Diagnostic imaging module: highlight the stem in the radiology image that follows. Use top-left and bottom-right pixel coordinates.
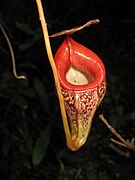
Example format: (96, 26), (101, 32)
(0, 24), (26, 79)
(35, 0), (74, 150)
(50, 19), (100, 37)
(99, 114), (135, 151)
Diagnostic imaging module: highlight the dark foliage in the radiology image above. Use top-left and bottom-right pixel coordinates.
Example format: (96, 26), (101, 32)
(0, 0), (135, 179)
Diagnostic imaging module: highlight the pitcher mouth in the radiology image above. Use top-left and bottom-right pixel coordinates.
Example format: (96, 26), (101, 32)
(54, 37), (106, 91)
(66, 66), (94, 86)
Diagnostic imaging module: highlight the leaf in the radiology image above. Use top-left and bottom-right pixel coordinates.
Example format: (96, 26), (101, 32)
(19, 42), (34, 50)
(14, 95), (28, 110)
(21, 88), (37, 98)
(16, 22), (34, 35)
(32, 124), (51, 167)
(99, 171), (109, 180)
(110, 75), (119, 83)
(87, 172), (97, 180)
(115, 105), (124, 116)
(33, 77), (50, 116)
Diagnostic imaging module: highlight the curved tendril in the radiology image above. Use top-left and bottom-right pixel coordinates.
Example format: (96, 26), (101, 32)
(0, 24), (26, 79)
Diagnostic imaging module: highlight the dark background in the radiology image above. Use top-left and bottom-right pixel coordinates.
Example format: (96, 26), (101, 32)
(0, 0), (135, 179)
